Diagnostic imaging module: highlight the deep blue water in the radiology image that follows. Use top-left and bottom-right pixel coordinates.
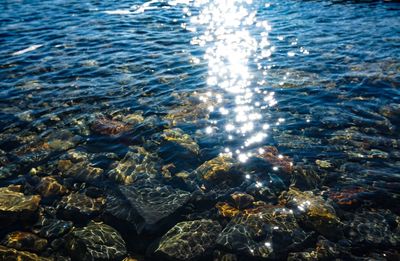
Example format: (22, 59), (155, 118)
(0, 0), (400, 260)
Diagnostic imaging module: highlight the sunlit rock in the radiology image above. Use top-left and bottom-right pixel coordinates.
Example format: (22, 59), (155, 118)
(0, 187), (41, 227)
(315, 160), (332, 169)
(57, 158), (104, 182)
(216, 205), (312, 259)
(161, 128), (200, 155)
(35, 176), (68, 197)
(256, 146), (293, 174)
(57, 193), (105, 221)
(66, 221), (127, 261)
(0, 245), (51, 261)
(119, 180), (191, 231)
(279, 187), (343, 240)
(2, 231), (47, 252)
(90, 116), (130, 136)
(108, 146), (161, 185)
(215, 202), (241, 218)
(155, 219), (222, 260)
(194, 154), (236, 181)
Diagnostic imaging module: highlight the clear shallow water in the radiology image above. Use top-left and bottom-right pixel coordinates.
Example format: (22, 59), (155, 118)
(0, 0), (400, 260)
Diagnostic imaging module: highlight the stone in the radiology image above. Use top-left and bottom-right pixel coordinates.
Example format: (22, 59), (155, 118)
(57, 193), (105, 221)
(34, 217), (73, 239)
(257, 146), (294, 174)
(346, 209), (399, 247)
(216, 205), (312, 259)
(119, 180), (191, 230)
(108, 146), (161, 185)
(36, 176), (68, 197)
(0, 245), (52, 261)
(194, 155), (236, 181)
(161, 128), (200, 155)
(315, 160), (332, 169)
(287, 236), (352, 261)
(230, 192), (254, 210)
(90, 117), (130, 136)
(155, 219), (221, 260)
(2, 231), (47, 252)
(279, 188), (343, 240)
(66, 221), (127, 261)
(0, 187), (41, 227)
(58, 159), (104, 182)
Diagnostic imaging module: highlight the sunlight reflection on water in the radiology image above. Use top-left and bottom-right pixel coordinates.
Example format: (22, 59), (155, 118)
(187, 0), (278, 162)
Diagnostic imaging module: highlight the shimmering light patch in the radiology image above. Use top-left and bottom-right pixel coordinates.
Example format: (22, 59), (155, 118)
(12, 44), (43, 56)
(185, 0), (279, 164)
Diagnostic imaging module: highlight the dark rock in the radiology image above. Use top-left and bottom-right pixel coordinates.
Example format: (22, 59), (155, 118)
(347, 209), (399, 248)
(66, 221), (127, 261)
(155, 219), (221, 260)
(33, 217), (73, 239)
(36, 176), (68, 198)
(90, 117), (130, 136)
(0, 245), (52, 261)
(2, 231), (47, 252)
(0, 186), (41, 227)
(57, 193), (105, 221)
(216, 205), (313, 259)
(119, 180), (191, 232)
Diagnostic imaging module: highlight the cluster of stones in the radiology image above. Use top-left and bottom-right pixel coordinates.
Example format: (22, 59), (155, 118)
(0, 93), (399, 261)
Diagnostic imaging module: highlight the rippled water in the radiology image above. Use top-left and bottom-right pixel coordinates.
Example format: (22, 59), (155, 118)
(1, 0), (400, 260)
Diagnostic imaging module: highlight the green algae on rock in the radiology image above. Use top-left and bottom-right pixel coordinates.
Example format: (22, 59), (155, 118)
(155, 219), (222, 260)
(66, 221), (127, 261)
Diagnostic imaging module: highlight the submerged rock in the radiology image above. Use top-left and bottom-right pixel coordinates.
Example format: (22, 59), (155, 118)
(108, 146), (161, 185)
(155, 219), (222, 260)
(36, 176), (68, 198)
(279, 188), (343, 240)
(346, 209), (399, 247)
(216, 205), (312, 259)
(119, 180), (191, 231)
(90, 117), (130, 136)
(57, 193), (105, 221)
(160, 128), (200, 155)
(257, 146), (294, 174)
(57, 159), (104, 182)
(66, 221), (127, 261)
(33, 217), (73, 239)
(194, 154), (236, 182)
(2, 231), (47, 252)
(287, 236), (352, 261)
(0, 187), (41, 227)
(0, 245), (51, 261)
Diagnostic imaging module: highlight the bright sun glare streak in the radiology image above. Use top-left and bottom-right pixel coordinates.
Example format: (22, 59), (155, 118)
(186, 0), (277, 163)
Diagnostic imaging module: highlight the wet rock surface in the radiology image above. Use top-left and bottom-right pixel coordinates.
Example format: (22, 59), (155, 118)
(155, 219), (221, 260)
(2, 231), (47, 252)
(119, 179), (191, 230)
(66, 221), (127, 261)
(57, 193), (105, 221)
(0, 187), (41, 227)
